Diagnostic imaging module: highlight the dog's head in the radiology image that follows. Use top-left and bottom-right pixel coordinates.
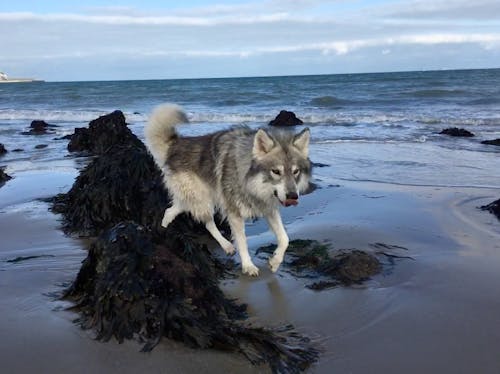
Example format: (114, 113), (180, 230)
(249, 128), (311, 207)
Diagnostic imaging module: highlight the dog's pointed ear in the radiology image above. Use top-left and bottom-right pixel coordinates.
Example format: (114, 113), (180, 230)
(293, 128), (310, 157)
(253, 129), (275, 158)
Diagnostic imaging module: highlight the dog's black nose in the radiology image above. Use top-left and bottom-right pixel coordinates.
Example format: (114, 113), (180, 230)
(286, 192), (298, 200)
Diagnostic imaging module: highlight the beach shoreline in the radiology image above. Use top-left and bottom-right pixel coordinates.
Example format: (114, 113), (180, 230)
(1, 166), (499, 373)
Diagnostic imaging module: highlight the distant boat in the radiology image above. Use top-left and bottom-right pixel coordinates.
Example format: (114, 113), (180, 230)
(0, 71), (44, 83)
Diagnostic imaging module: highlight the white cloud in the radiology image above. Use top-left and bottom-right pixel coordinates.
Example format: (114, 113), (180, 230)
(0, 11), (292, 26)
(382, 0), (500, 20)
(1, 0), (500, 80)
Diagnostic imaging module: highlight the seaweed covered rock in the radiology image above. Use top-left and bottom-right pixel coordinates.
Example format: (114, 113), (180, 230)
(22, 120), (57, 135)
(0, 143), (6, 155)
(65, 222), (319, 372)
(0, 167), (12, 186)
(67, 110), (143, 154)
(481, 139), (500, 146)
(52, 142), (167, 236)
(481, 199), (500, 221)
(257, 239), (381, 290)
(51, 140), (220, 237)
(269, 110), (303, 127)
(439, 127), (475, 137)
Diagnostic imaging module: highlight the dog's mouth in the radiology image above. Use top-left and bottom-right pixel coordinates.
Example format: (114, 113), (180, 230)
(274, 191), (298, 207)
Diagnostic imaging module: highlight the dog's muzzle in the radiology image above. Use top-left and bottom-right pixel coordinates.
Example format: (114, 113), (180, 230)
(274, 191), (299, 207)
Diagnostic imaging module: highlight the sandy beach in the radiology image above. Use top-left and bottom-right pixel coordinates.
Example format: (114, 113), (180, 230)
(2, 164), (500, 373)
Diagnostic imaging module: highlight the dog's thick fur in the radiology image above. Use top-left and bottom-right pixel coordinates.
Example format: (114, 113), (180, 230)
(145, 104), (311, 275)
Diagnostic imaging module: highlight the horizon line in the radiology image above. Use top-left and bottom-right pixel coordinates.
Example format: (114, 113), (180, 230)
(23, 66), (500, 83)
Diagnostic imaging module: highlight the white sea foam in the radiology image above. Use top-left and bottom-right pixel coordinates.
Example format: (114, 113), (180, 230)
(0, 109), (148, 123)
(1, 108), (498, 130)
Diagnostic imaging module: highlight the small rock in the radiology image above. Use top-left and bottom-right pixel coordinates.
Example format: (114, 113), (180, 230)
(0, 167), (12, 185)
(269, 110), (303, 127)
(12, 148), (24, 152)
(22, 120), (57, 135)
(481, 139), (500, 146)
(439, 127), (475, 137)
(0, 143), (6, 155)
(35, 144), (48, 149)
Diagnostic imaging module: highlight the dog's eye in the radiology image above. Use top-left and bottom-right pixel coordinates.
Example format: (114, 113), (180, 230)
(271, 169), (281, 176)
(293, 168), (300, 175)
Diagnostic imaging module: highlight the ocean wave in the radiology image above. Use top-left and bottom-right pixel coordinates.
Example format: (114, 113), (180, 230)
(310, 96), (353, 107)
(0, 109), (148, 123)
(187, 112), (411, 126)
(408, 89), (467, 98)
(417, 117), (442, 124)
(416, 115), (500, 127)
(188, 112), (270, 123)
(2, 108), (498, 131)
(468, 97), (500, 106)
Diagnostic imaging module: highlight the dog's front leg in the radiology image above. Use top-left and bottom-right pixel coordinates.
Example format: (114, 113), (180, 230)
(266, 209), (289, 273)
(227, 214), (259, 276)
(161, 204), (182, 228)
(205, 219), (235, 255)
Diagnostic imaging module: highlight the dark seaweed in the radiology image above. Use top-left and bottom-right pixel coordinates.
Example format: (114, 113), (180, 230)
(481, 199), (500, 221)
(67, 110), (143, 154)
(257, 239), (382, 290)
(65, 222), (319, 373)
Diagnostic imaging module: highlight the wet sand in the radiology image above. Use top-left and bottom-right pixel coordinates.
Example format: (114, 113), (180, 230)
(1, 171), (500, 373)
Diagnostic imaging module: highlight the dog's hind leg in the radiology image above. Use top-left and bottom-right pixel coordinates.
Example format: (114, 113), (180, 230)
(161, 204), (183, 228)
(205, 219), (235, 255)
(265, 209), (289, 273)
(227, 214), (259, 276)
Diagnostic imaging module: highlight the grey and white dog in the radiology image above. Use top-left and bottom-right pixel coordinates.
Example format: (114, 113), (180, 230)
(145, 104), (311, 276)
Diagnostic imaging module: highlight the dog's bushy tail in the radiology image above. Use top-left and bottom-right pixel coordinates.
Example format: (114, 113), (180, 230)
(145, 104), (188, 167)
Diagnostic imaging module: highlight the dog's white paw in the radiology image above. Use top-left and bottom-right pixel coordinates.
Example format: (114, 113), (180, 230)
(242, 262), (260, 276)
(222, 243), (236, 256)
(161, 217), (171, 228)
(268, 255), (283, 273)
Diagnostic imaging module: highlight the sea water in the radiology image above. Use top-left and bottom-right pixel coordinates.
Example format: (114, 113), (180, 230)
(0, 69), (499, 190)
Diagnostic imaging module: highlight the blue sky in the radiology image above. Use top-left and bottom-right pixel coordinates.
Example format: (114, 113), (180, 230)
(1, 0), (499, 81)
